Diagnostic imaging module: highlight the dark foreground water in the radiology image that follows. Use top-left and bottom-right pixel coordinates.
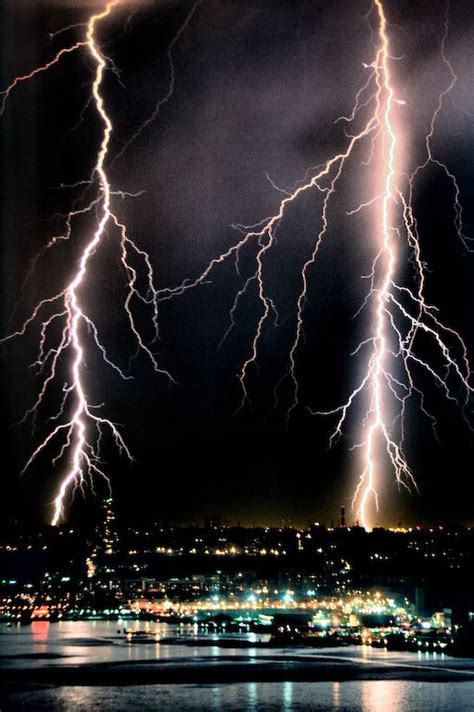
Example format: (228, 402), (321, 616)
(1, 621), (473, 711)
(3, 680), (474, 711)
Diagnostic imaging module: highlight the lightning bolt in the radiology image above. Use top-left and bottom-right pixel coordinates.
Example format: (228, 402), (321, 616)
(1, 0), (174, 525)
(2, 1), (470, 530)
(310, 0), (472, 529)
(158, 0), (471, 529)
(112, 0), (203, 165)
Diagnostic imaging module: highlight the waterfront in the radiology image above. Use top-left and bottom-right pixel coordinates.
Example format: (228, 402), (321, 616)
(1, 621), (474, 710)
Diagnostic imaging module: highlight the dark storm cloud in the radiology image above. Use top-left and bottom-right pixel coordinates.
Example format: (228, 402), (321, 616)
(2, 0), (474, 527)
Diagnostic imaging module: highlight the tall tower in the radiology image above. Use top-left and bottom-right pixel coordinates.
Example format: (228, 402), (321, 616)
(340, 505), (346, 528)
(102, 497), (119, 555)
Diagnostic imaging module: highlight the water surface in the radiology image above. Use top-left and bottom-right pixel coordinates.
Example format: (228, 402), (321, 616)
(1, 621), (473, 711)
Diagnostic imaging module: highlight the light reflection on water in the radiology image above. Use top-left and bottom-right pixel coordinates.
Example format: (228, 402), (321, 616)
(1, 621), (474, 710)
(362, 679), (403, 712)
(0, 620), (274, 668)
(247, 681), (258, 710)
(0, 620), (471, 670)
(3, 681), (474, 711)
(30, 620), (49, 657)
(283, 679), (293, 710)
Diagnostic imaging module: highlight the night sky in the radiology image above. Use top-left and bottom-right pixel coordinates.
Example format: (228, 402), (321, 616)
(1, 0), (474, 528)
